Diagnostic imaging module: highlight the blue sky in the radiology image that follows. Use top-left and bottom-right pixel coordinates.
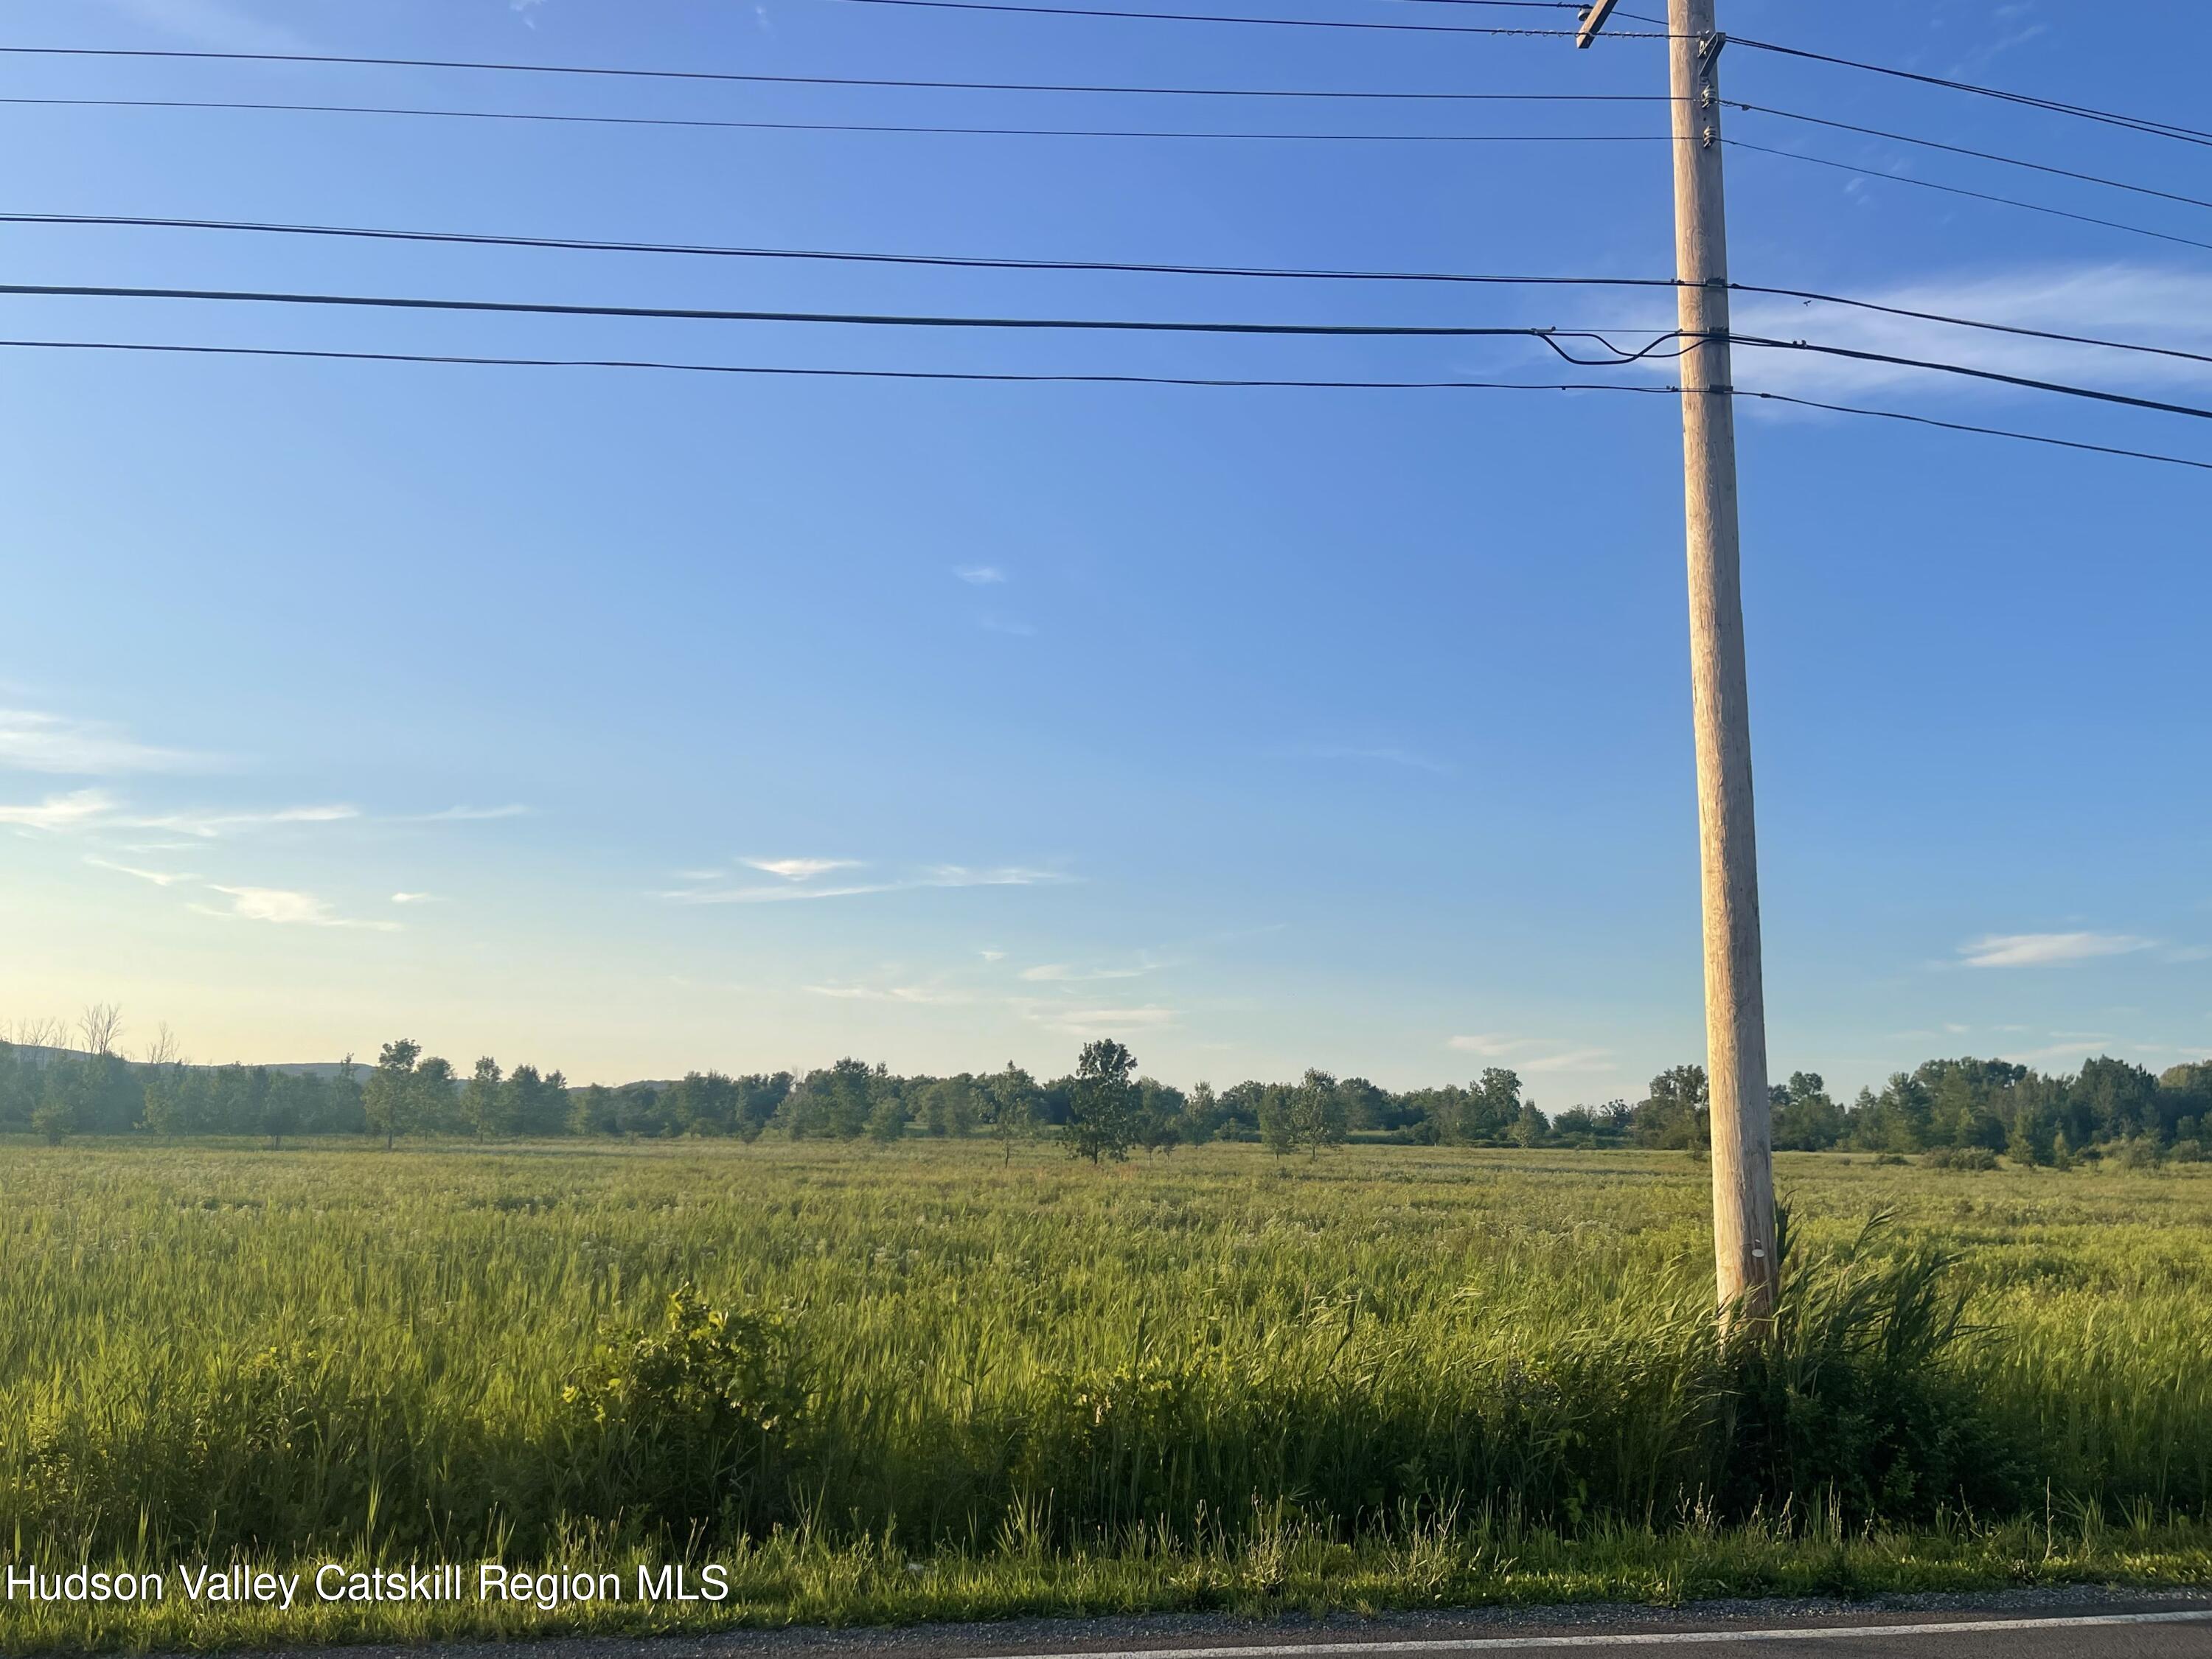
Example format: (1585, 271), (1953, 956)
(1, 0), (2205, 1096)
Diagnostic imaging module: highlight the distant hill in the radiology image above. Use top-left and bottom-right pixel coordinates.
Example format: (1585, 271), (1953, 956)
(1, 1043), (358, 1079)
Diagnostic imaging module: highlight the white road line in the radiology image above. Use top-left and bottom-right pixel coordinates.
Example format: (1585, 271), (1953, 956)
(976, 1608), (2212, 1659)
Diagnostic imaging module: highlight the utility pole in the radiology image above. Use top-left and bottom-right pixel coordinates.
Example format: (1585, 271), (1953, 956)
(1579, 0), (1776, 1326)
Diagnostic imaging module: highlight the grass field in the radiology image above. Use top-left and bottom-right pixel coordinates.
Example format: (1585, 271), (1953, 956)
(2, 1139), (2209, 1650)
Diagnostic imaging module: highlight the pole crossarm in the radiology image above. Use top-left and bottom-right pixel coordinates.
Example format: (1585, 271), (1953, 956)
(1575, 0), (1622, 48)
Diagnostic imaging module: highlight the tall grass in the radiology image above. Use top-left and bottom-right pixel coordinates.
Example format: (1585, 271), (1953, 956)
(1, 1141), (2206, 1579)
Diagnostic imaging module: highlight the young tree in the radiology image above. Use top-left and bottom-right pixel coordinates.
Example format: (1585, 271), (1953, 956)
(866, 1088), (912, 1144)
(921, 1077), (979, 1137)
(985, 1062), (1038, 1166)
(463, 1057), (506, 1141)
(1066, 1038), (1139, 1164)
(363, 1038), (421, 1150)
(413, 1054), (457, 1136)
(1510, 1100), (1550, 1147)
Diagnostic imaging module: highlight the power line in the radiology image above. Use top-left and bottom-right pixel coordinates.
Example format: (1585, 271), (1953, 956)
(5, 335), (2205, 474)
(0, 282), (1692, 364)
(15, 211), (2212, 371)
(11, 282), (2211, 415)
(1727, 139), (2212, 257)
(1734, 102), (2212, 215)
(0, 100), (1670, 145)
(1728, 333), (2212, 424)
(1735, 389), (2212, 476)
(815, 0), (1663, 34)
(0, 13), (1667, 70)
(1731, 35), (2212, 150)
(0, 74), (1679, 105)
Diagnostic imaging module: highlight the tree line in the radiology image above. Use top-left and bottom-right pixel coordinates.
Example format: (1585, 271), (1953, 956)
(3, 1012), (2208, 1166)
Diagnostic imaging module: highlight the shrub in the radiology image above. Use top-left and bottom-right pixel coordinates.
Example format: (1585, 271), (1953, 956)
(1717, 1211), (2023, 1523)
(1923, 1147), (2000, 1172)
(559, 1284), (802, 1535)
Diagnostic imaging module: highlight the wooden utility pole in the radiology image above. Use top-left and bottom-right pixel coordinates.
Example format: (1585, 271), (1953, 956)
(1580, 0), (1775, 1324)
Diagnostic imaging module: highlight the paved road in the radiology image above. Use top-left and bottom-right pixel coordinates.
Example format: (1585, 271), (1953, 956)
(252, 1591), (2212, 1659)
(928, 1607), (2212, 1659)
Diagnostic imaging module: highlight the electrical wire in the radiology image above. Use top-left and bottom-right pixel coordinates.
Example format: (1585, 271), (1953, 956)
(0, 282), (1691, 364)
(10, 225), (2211, 371)
(815, 0), (1669, 35)
(1726, 333), (2212, 423)
(1731, 35), (2212, 151)
(4, 335), (2205, 474)
(1732, 388), (2212, 475)
(1727, 139), (2212, 257)
(0, 74), (1679, 105)
(13, 211), (2212, 371)
(1733, 102), (2212, 215)
(0, 102), (1672, 145)
(9, 282), (2208, 414)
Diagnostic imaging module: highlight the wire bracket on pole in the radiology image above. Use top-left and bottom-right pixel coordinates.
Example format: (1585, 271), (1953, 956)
(1700, 31), (1728, 69)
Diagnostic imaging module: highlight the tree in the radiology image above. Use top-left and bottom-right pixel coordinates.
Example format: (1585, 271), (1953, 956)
(866, 1089), (911, 1144)
(1634, 1065), (1710, 1151)
(734, 1073), (791, 1143)
(77, 1002), (124, 1057)
(1304, 1070), (1351, 1152)
(463, 1057), (507, 1141)
(920, 1077), (979, 1138)
(667, 1071), (740, 1136)
(1510, 1100), (1551, 1147)
(1066, 1039), (1140, 1164)
(363, 1038), (421, 1150)
(985, 1062), (1038, 1165)
(1135, 1080), (1186, 1156)
(413, 1054), (456, 1135)
(1771, 1071), (1846, 1151)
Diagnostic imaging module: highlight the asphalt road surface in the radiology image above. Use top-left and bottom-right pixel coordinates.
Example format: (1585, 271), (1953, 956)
(254, 1590), (2212, 1659)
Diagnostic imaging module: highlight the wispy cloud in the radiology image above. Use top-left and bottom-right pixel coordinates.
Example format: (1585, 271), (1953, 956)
(743, 856), (863, 881)
(1017, 1001), (1180, 1038)
(0, 710), (218, 776)
(1521, 1048), (1617, 1074)
(135, 804), (361, 840)
(1958, 931), (2157, 968)
(664, 864), (1074, 905)
(396, 804), (532, 824)
(804, 982), (971, 1005)
(1020, 962), (1150, 983)
(1447, 1033), (1614, 1073)
(86, 855), (199, 887)
(195, 886), (400, 931)
(0, 788), (120, 830)
(1726, 265), (2212, 403)
(954, 565), (1006, 585)
(390, 891), (437, 905)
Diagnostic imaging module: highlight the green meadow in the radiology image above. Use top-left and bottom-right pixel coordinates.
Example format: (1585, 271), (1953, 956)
(2, 1139), (2208, 1649)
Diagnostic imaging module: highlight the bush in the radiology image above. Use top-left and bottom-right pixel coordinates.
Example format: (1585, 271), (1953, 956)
(1923, 1147), (1999, 1172)
(1717, 1211), (2022, 1522)
(2169, 1138), (2205, 1164)
(559, 1284), (802, 1535)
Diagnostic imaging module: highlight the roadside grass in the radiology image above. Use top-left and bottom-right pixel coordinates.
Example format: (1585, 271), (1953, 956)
(1, 1140), (2208, 1649)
